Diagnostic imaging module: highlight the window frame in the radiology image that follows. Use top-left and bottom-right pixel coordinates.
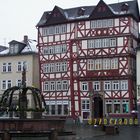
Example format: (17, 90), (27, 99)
(81, 82), (88, 91)
(93, 81), (100, 91)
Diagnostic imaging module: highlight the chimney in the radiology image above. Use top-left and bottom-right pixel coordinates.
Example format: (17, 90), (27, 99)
(23, 35), (28, 44)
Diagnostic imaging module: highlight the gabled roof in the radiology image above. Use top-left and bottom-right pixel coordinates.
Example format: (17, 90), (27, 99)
(45, 6), (67, 25)
(0, 39), (37, 56)
(37, 0), (140, 27)
(90, 0), (115, 19)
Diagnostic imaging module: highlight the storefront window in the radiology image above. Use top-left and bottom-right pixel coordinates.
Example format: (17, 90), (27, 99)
(58, 105), (62, 115)
(107, 104), (112, 113)
(122, 100), (129, 113)
(64, 104), (68, 115)
(114, 100), (120, 113)
(106, 100), (112, 114)
(51, 105), (56, 115)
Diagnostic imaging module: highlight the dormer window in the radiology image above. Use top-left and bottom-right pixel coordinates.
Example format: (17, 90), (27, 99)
(8, 40), (26, 54)
(77, 8), (85, 16)
(121, 3), (129, 12)
(9, 44), (19, 54)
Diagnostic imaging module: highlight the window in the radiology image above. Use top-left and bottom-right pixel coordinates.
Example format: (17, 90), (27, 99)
(50, 81), (55, 91)
(55, 45), (61, 54)
(61, 44), (67, 53)
(44, 81), (49, 91)
(121, 80), (128, 90)
(87, 59), (94, 70)
(108, 19), (114, 27)
(103, 59), (110, 69)
(1, 80), (6, 90)
(81, 99), (90, 119)
(114, 100), (120, 113)
(43, 62), (67, 73)
(81, 82), (88, 91)
(93, 81), (100, 91)
(91, 19), (114, 28)
(102, 39), (109, 47)
(50, 63), (55, 73)
(56, 81), (61, 91)
(61, 25), (67, 33)
(87, 40), (95, 48)
(106, 99), (129, 114)
(95, 39), (102, 48)
(64, 104), (68, 115)
(112, 81), (119, 90)
(43, 80), (69, 91)
(111, 58), (118, 69)
(110, 38), (116, 47)
(61, 62), (67, 71)
(55, 26), (60, 34)
(56, 63), (61, 72)
(49, 47), (54, 54)
(17, 62), (22, 71)
(43, 64), (49, 73)
(95, 59), (102, 70)
(106, 100), (112, 114)
(62, 81), (68, 90)
(8, 63), (11, 72)
(42, 27), (47, 36)
(87, 38), (116, 49)
(104, 81), (111, 90)
(51, 105), (56, 115)
(14, 44), (19, 53)
(58, 105), (62, 115)
(87, 58), (118, 71)
(122, 100), (129, 113)
(7, 80), (12, 88)
(16, 80), (22, 87)
(43, 44), (67, 55)
(2, 63), (11, 72)
(82, 100), (90, 110)
(102, 19), (108, 28)
(42, 24), (66, 36)
(9, 44), (19, 54)
(43, 47), (49, 54)
(48, 27), (54, 35)
(17, 61), (27, 72)
(10, 45), (14, 54)
(2, 63), (6, 72)
(1, 80), (12, 90)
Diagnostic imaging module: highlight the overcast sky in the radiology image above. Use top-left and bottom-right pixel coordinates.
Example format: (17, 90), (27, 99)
(0, 0), (139, 46)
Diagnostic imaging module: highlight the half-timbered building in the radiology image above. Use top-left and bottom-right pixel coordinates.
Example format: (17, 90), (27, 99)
(37, 0), (140, 120)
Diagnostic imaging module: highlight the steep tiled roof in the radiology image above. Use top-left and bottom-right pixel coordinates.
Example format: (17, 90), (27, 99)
(37, 0), (139, 27)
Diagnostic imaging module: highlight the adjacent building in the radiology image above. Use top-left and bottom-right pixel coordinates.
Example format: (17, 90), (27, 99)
(37, 0), (140, 120)
(136, 35), (140, 122)
(0, 36), (39, 108)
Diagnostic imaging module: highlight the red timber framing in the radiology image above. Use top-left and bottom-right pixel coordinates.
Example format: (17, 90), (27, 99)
(37, 0), (139, 119)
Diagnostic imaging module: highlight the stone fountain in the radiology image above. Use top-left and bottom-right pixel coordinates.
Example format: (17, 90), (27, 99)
(0, 66), (66, 140)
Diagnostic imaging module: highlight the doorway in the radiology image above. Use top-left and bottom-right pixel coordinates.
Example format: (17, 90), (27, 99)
(93, 96), (103, 118)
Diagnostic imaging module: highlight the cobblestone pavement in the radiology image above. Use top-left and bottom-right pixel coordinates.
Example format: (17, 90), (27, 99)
(58, 124), (140, 140)
(11, 124), (140, 140)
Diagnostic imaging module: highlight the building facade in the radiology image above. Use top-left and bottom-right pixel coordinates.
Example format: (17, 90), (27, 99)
(37, 0), (140, 120)
(136, 36), (140, 123)
(0, 36), (40, 109)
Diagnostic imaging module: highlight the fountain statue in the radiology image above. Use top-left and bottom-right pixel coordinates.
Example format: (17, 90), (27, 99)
(0, 64), (66, 140)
